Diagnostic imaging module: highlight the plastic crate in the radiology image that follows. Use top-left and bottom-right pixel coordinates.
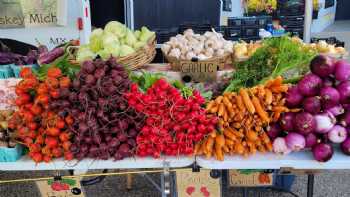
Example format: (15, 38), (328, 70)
(0, 65), (14, 79)
(242, 27), (259, 37)
(227, 18), (242, 27)
(243, 18), (258, 26)
(225, 27), (242, 41)
(0, 144), (23, 162)
(10, 64), (39, 78)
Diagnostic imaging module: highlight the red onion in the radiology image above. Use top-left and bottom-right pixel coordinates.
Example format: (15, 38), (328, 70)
(328, 125), (347, 143)
(336, 81), (350, 104)
(340, 111), (350, 127)
(297, 73), (322, 96)
(312, 143), (333, 162)
(320, 87), (340, 109)
(286, 86), (304, 107)
(267, 123), (282, 140)
(302, 96), (321, 114)
(280, 112), (295, 132)
(325, 105), (344, 117)
(294, 112), (316, 135)
(305, 133), (319, 148)
(341, 137), (350, 155)
(335, 60), (350, 82)
(323, 77), (335, 87)
(273, 137), (291, 155)
(314, 112), (335, 134)
(310, 55), (335, 77)
(286, 132), (306, 151)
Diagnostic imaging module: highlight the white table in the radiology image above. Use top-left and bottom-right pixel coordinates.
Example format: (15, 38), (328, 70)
(196, 148), (350, 170)
(0, 156), (194, 171)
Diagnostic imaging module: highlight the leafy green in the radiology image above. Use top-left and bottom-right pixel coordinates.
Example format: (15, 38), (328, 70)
(225, 36), (317, 92)
(130, 70), (164, 92)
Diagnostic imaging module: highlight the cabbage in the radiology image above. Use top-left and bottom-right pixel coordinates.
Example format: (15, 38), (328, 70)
(125, 29), (138, 46)
(134, 30), (141, 39)
(102, 32), (120, 49)
(133, 41), (146, 50)
(139, 26), (155, 42)
(77, 46), (96, 62)
(104, 21), (127, 38)
(105, 45), (120, 57)
(120, 45), (135, 57)
(89, 28), (104, 52)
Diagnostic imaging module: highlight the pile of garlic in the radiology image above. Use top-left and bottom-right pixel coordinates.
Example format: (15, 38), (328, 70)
(162, 29), (233, 60)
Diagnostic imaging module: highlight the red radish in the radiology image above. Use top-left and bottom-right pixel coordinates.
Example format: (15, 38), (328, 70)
(320, 87), (340, 109)
(337, 81), (350, 104)
(312, 143), (333, 162)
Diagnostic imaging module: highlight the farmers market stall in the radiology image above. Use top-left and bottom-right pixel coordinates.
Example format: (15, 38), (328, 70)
(1, 4), (350, 196)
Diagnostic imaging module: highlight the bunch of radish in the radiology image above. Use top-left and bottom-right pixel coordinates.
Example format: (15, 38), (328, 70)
(9, 67), (74, 162)
(125, 79), (217, 158)
(271, 55), (350, 162)
(58, 58), (144, 160)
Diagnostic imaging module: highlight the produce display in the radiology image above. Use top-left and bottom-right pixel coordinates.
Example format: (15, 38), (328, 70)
(2, 25), (350, 167)
(270, 55), (350, 162)
(77, 21), (155, 62)
(161, 29), (233, 60)
(196, 77), (291, 160)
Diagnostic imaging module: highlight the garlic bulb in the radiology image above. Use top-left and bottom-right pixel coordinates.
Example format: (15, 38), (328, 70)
(169, 48), (181, 59)
(198, 54), (208, 60)
(161, 44), (172, 54)
(184, 29), (194, 37)
(186, 51), (196, 60)
(216, 49), (225, 56)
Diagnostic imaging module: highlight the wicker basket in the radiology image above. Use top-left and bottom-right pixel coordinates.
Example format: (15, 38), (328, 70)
(68, 35), (156, 70)
(163, 52), (233, 71)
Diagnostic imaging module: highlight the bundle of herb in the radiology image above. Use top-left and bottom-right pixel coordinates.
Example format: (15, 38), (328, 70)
(225, 36), (317, 92)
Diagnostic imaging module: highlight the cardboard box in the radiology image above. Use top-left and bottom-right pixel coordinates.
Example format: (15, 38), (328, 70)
(228, 170), (273, 187)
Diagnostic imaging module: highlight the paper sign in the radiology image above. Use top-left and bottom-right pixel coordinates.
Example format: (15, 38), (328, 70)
(0, 0), (59, 28)
(179, 60), (219, 82)
(36, 177), (85, 197)
(229, 170), (273, 187)
(176, 169), (221, 197)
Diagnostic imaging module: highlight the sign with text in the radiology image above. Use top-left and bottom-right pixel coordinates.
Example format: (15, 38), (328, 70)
(0, 0), (59, 28)
(36, 177), (85, 197)
(229, 170), (273, 187)
(179, 60), (219, 82)
(176, 169), (221, 197)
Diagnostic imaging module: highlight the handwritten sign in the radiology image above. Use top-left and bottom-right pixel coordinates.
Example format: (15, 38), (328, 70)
(179, 60), (219, 82)
(176, 169), (221, 197)
(0, 0), (59, 28)
(36, 177), (85, 197)
(229, 170), (273, 187)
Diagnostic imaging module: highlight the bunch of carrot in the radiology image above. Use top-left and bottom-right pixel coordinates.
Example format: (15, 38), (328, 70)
(196, 76), (292, 160)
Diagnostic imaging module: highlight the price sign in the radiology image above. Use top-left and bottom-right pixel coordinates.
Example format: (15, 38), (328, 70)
(229, 170), (273, 187)
(179, 59), (220, 82)
(176, 169), (221, 197)
(36, 177), (85, 197)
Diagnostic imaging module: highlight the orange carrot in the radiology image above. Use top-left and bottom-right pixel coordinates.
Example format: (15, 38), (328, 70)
(236, 95), (245, 111)
(251, 96), (270, 123)
(239, 89), (255, 114)
(265, 88), (273, 105)
(246, 130), (258, 141)
(215, 134), (225, 147)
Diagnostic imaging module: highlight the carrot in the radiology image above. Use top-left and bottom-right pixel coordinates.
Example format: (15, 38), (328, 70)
(215, 134), (225, 147)
(209, 105), (219, 114)
(290, 108), (302, 112)
(206, 137), (215, 153)
(206, 101), (215, 111)
(258, 145), (267, 153)
(266, 76), (283, 88)
(234, 143), (245, 155)
(265, 142), (273, 152)
(260, 132), (271, 144)
(194, 143), (201, 155)
(272, 106), (289, 112)
(215, 96), (223, 104)
(225, 138), (234, 146)
(223, 97), (233, 109)
(223, 145), (230, 153)
(210, 131), (217, 138)
(246, 130), (258, 141)
(252, 96), (270, 123)
(236, 95), (245, 111)
(223, 129), (237, 141)
(264, 89), (273, 105)
(270, 84), (288, 93)
(202, 138), (208, 154)
(239, 89), (255, 114)
(215, 145), (224, 161)
(218, 103), (225, 117)
(227, 107), (235, 118)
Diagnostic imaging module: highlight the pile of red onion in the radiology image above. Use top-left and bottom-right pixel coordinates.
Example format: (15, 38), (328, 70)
(270, 55), (350, 162)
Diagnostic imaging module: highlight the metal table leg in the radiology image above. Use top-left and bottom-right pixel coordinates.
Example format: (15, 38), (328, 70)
(307, 174), (314, 197)
(243, 187), (248, 197)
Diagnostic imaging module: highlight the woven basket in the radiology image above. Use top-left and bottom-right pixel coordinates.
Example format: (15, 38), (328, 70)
(68, 35), (156, 70)
(163, 52), (233, 71)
